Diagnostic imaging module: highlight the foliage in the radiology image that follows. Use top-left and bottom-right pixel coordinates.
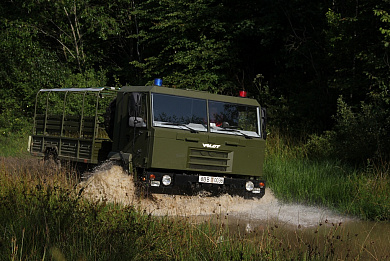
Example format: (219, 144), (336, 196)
(0, 157), (388, 260)
(264, 133), (390, 220)
(0, 19), (64, 119)
(130, 0), (236, 93)
(349, 162), (390, 220)
(304, 130), (336, 160)
(332, 97), (390, 162)
(1, 0), (390, 165)
(306, 96), (390, 163)
(0, 132), (30, 158)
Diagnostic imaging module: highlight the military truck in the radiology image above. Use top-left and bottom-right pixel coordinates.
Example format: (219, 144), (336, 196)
(28, 82), (267, 198)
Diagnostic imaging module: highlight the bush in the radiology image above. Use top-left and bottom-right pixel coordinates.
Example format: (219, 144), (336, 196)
(0, 114), (31, 157)
(306, 96), (390, 164)
(305, 130), (336, 159)
(0, 112), (30, 136)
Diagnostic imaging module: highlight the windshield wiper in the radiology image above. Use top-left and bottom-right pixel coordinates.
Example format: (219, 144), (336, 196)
(161, 122), (199, 133)
(218, 127), (253, 139)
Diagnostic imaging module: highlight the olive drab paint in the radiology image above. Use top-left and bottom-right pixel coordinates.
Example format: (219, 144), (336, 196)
(29, 85), (267, 198)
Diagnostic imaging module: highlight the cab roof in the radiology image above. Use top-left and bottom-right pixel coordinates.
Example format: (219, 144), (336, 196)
(119, 85), (260, 106)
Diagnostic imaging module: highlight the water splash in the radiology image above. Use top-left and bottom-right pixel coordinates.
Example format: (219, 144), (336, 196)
(78, 163), (350, 227)
(78, 162), (137, 205)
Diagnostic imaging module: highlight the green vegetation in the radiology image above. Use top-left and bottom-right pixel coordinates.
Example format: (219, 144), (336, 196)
(2, 126), (389, 222)
(1, 0), (390, 165)
(264, 131), (390, 221)
(0, 134), (29, 158)
(1, 1), (390, 258)
(1, 156), (387, 260)
(0, 119), (30, 158)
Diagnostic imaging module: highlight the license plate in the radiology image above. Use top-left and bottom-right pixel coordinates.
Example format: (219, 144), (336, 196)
(199, 175), (224, 184)
(252, 188), (261, 193)
(150, 181), (160, 187)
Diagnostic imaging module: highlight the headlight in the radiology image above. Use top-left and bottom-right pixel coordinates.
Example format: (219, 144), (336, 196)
(162, 175), (172, 186)
(245, 181), (254, 191)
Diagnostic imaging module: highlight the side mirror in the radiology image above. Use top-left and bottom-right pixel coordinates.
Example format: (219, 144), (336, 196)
(222, 122), (230, 128)
(129, 117), (146, 128)
(261, 107), (267, 140)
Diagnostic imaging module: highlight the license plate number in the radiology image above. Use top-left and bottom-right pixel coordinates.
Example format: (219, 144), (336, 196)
(199, 175), (224, 184)
(252, 188), (261, 193)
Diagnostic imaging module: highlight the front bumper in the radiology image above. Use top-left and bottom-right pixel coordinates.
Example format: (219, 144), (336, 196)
(139, 171), (265, 199)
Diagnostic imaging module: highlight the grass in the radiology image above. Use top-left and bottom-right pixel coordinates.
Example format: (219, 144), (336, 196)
(1, 157), (388, 260)
(0, 131), (389, 260)
(0, 134), (30, 158)
(263, 131), (390, 220)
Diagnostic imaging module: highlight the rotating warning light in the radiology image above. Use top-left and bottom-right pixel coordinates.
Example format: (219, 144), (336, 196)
(154, 78), (163, 86)
(239, 90), (247, 97)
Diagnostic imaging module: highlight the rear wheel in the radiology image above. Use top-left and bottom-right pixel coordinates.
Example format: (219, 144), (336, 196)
(44, 149), (61, 173)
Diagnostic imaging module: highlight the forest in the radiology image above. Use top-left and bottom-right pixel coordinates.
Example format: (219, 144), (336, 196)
(1, 0), (390, 164)
(1, 3), (390, 259)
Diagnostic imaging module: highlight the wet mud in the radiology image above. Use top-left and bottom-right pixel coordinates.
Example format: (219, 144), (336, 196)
(78, 162), (350, 227)
(78, 163), (390, 259)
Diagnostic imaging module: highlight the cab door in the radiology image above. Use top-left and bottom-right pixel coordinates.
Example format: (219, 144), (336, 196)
(112, 92), (150, 168)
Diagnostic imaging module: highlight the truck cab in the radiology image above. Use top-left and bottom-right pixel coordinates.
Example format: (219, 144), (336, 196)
(109, 86), (267, 198)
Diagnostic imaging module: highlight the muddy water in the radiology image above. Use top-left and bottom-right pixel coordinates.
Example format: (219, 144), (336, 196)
(207, 215), (390, 260)
(79, 163), (390, 259)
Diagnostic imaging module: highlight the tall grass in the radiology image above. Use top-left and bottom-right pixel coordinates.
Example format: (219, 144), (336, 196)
(0, 134), (30, 157)
(264, 131), (390, 220)
(0, 116), (31, 157)
(1, 157), (385, 260)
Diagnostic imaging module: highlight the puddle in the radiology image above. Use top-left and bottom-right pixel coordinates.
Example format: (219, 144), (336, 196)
(78, 162), (390, 259)
(78, 162), (350, 227)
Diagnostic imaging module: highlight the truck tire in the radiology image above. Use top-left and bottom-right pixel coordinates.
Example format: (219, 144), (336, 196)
(44, 149), (61, 172)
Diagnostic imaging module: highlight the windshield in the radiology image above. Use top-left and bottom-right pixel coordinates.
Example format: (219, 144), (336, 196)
(151, 93), (260, 137)
(152, 93), (207, 132)
(209, 100), (260, 138)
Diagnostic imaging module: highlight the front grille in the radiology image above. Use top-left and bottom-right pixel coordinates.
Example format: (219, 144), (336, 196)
(188, 148), (232, 172)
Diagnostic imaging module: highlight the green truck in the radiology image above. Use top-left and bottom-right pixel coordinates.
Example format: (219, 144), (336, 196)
(28, 83), (267, 198)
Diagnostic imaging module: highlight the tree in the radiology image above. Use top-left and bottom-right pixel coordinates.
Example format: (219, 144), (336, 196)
(130, 0), (237, 93)
(0, 0), (109, 134)
(306, 0), (390, 162)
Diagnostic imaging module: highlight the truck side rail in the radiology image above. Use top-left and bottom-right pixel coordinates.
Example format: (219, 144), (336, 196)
(30, 87), (118, 163)
(33, 114), (108, 139)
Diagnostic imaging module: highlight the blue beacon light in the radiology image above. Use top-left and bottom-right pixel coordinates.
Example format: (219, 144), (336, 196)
(154, 78), (162, 86)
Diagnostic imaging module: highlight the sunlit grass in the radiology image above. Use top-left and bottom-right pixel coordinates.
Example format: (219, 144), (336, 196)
(263, 131), (390, 220)
(1, 157), (386, 260)
(0, 134), (30, 157)
(0, 130), (389, 260)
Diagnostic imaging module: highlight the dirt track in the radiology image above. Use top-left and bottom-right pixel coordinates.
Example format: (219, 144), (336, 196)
(79, 162), (351, 228)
